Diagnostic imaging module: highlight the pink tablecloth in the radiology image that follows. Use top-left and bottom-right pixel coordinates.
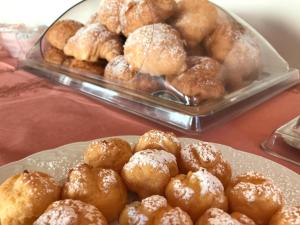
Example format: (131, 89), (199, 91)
(0, 50), (300, 174)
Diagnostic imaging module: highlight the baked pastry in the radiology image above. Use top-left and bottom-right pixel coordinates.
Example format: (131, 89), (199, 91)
(63, 58), (105, 75)
(205, 22), (261, 90)
(269, 206), (300, 225)
(104, 55), (136, 82)
(171, 0), (217, 47)
(122, 149), (179, 198)
(64, 23), (123, 62)
(124, 23), (187, 77)
(231, 212), (257, 225)
(226, 171), (284, 225)
(195, 208), (256, 225)
(62, 164), (127, 222)
(46, 19), (83, 50)
(165, 168), (227, 221)
(153, 206), (193, 225)
(33, 199), (108, 225)
(84, 138), (133, 172)
(178, 141), (232, 187)
(120, 0), (177, 36)
(0, 170), (61, 225)
(104, 56), (162, 92)
(97, 0), (123, 34)
(43, 45), (66, 65)
(119, 195), (169, 225)
(135, 130), (181, 157)
(171, 56), (225, 103)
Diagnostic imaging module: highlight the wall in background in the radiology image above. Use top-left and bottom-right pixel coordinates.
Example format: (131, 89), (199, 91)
(0, 0), (299, 69)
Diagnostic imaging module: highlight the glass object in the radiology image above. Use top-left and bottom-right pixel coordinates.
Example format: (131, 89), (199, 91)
(19, 0), (300, 133)
(261, 116), (300, 166)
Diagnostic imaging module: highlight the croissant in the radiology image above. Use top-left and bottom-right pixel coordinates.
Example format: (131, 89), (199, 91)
(64, 23), (123, 62)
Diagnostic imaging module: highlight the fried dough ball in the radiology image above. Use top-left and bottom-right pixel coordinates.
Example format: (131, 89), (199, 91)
(119, 195), (169, 225)
(124, 23), (187, 77)
(63, 58), (105, 75)
(269, 206), (300, 225)
(195, 208), (256, 225)
(231, 212), (257, 225)
(46, 20), (83, 50)
(62, 164), (127, 222)
(171, 56), (225, 103)
(84, 138), (133, 172)
(120, 0), (177, 36)
(178, 141), (232, 187)
(135, 130), (181, 157)
(43, 45), (66, 65)
(0, 171), (61, 225)
(153, 206), (193, 225)
(205, 22), (261, 90)
(122, 149), (178, 198)
(171, 0), (217, 47)
(97, 0), (123, 34)
(226, 171), (285, 225)
(165, 168), (228, 221)
(33, 199), (108, 225)
(64, 23), (123, 62)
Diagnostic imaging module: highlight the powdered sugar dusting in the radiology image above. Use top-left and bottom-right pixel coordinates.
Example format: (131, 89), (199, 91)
(141, 195), (168, 212)
(281, 206), (300, 224)
(98, 169), (118, 194)
(207, 208), (240, 225)
(191, 168), (224, 196)
(172, 179), (195, 202)
(159, 207), (192, 225)
(123, 149), (176, 174)
(127, 205), (149, 225)
(34, 199), (106, 225)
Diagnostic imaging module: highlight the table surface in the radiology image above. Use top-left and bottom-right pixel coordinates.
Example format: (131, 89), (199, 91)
(0, 51), (300, 175)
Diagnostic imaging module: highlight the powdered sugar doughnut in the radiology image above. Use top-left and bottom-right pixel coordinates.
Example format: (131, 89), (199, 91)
(0, 171), (61, 225)
(196, 208), (242, 225)
(165, 168), (228, 221)
(135, 130), (181, 157)
(33, 199), (108, 225)
(122, 149), (178, 198)
(119, 195), (169, 225)
(124, 23), (187, 77)
(226, 171), (285, 225)
(153, 206), (193, 225)
(62, 164), (127, 222)
(178, 141), (232, 187)
(231, 212), (257, 225)
(269, 206), (300, 225)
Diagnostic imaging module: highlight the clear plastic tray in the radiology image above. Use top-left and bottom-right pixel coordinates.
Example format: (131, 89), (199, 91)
(19, 0), (300, 133)
(261, 116), (300, 166)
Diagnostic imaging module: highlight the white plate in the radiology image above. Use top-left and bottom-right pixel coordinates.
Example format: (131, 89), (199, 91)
(0, 136), (299, 213)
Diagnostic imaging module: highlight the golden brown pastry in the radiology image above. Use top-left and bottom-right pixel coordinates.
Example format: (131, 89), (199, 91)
(62, 164), (127, 222)
(122, 149), (178, 198)
(97, 0), (123, 34)
(43, 45), (66, 65)
(119, 195), (169, 225)
(165, 168), (228, 221)
(46, 19), (83, 50)
(178, 141), (232, 187)
(269, 206), (300, 225)
(120, 0), (177, 36)
(33, 199), (108, 225)
(171, 0), (217, 47)
(128, 73), (163, 92)
(226, 171), (284, 225)
(171, 56), (225, 103)
(135, 130), (181, 157)
(204, 22), (261, 90)
(231, 212), (257, 225)
(153, 206), (193, 225)
(104, 55), (136, 82)
(63, 58), (105, 75)
(0, 171), (61, 225)
(124, 23), (187, 77)
(64, 23), (123, 62)
(195, 208), (243, 225)
(84, 138), (133, 172)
